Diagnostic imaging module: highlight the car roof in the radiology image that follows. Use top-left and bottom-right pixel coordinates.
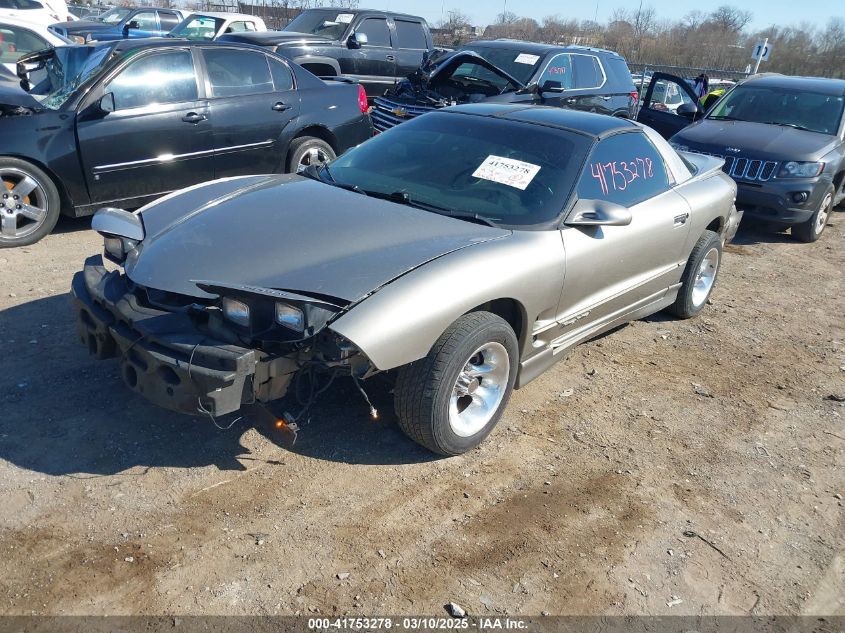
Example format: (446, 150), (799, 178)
(102, 38), (272, 54)
(442, 103), (638, 139)
(0, 14), (53, 29)
(218, 30), (288, 44)
(742, 74), (845, 96)
(468, 39), (624, 58)
(302, 7), (424, 19)
(183, 11), (261, 20)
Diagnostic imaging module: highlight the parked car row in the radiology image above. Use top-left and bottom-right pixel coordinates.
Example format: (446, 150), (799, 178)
(1, 16), (842, 455)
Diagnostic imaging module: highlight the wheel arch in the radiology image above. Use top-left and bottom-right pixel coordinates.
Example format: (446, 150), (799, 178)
(288, 125), (339, 153)
(465, 298), (527, 350)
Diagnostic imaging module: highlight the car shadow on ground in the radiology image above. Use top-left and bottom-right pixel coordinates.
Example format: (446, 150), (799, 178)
(0, 295), (437, 479)
(53, 215), (92, 236)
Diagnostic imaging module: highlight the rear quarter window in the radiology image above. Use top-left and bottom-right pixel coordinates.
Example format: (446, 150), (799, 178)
(571, 54), (603, 89)
(577, 132), (670, 207)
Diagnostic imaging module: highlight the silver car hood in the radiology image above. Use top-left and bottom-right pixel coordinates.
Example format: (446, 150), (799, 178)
(126, 175), (510, 302)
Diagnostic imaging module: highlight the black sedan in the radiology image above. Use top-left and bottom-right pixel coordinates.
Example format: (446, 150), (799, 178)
(0, 39), (372, 247)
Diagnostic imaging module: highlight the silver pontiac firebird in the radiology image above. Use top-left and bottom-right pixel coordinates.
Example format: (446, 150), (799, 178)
(73, 105), (741, 455)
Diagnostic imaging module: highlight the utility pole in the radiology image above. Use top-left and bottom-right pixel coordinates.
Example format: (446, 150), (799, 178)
(753, 36), (768, 74)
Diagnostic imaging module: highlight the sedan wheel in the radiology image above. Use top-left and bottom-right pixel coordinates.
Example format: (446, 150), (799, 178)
(668, 229), (722, 319)
(286, 137), (336, 175)
(0, 159), (61, 248)
(449, 342), (511, 438)
(395, 312), (518, 456)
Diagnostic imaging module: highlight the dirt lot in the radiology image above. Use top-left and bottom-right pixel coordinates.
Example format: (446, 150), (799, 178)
(0, 214), (843, 617)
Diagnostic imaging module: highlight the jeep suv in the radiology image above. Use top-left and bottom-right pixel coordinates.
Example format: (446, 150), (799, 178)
(637, 73), (845, 242)
(371, 40), (638, 132)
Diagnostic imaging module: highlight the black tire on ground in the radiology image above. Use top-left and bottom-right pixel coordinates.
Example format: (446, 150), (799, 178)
(0, 157), (61, 248)
(667, 229), (722, 319)
(285, 137), (336, 174)
(394, 311), (519, 456)
(792, 184), (834, 243)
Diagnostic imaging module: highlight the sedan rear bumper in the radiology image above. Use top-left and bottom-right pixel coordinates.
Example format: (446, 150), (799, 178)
(71, 255), (266, 417)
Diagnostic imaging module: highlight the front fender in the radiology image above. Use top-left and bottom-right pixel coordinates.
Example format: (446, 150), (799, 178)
(328, 231), (566, 371)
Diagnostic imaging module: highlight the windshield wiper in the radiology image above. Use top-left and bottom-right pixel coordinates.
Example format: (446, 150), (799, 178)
(301, 164), (367, 195)
(761, 121), (814, 132)
(362, 190), (500, 227)
(707, 115), (740, 121)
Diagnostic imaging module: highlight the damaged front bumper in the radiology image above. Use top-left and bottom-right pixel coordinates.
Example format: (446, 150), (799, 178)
(71, 255), (296, 417)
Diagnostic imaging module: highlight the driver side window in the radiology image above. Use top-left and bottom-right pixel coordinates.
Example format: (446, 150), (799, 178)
(106, 51), (198, 110)
(538, 53), (572, 90)
(577, 133), (670, 207)
(130, 11), (158, 31)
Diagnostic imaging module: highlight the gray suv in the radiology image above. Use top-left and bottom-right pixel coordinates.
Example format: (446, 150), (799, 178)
(639, 73), (845, 242)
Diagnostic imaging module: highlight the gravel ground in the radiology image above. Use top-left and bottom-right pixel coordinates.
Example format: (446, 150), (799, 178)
(0, 214), (843, 616)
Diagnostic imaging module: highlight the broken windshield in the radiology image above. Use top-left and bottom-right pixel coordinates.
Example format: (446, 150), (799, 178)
(34, 44), (114, 110)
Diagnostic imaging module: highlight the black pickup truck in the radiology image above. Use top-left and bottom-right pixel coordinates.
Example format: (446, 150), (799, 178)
(219, 8), (434, 98)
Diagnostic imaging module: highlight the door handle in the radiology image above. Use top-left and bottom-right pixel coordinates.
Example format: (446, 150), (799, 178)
(564, 98), (577, 105)
(601, 95), (612, 101)
(181, 112), (206, 123)
(674, 212), (690, 226)
(272, 102), (291, 112)
(386, 55), (395, 61)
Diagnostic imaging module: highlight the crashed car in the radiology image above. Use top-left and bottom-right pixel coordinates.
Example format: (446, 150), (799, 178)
(73, 105), (739, 456)
(371, 40), (637, 132)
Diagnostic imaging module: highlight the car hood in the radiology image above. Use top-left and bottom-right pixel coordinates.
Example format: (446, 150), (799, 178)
(0, 71), (43, 112)
(61, 19), (115, 33)
(273, 31), (336, 46)
(126, 175), (510, 302)
(384, 50), (524, 106)
(672, 119), (839, 161)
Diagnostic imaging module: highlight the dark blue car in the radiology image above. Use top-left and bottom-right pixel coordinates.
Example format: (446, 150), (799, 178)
(49, 6), (185, 43)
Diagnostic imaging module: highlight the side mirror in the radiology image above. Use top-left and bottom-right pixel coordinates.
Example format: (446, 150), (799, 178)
(347, 31), (367, 48)
(566, 199), (632, 227)
(677, 101), (699, 118)
(122, 19), (140, 35)
(539, 79), (564, 93)
(97, 92), (115, 114)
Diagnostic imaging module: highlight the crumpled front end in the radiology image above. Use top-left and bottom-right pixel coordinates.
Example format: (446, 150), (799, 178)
(71, 255), (298, 417)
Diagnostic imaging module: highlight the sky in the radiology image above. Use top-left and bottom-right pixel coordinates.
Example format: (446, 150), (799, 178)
(375, 0), (841, 30)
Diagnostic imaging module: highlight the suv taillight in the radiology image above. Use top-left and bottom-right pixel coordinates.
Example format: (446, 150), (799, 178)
(630, 90), (639, 103)
(357, 84), (368, 114)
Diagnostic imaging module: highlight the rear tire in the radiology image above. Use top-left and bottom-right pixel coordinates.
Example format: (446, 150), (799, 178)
(286, 137), (335, 174)
(792, 185), (833, 243)
(667, 230), (722, 319)
(394, 312), (518, 456)
(0, 157), (61, 248)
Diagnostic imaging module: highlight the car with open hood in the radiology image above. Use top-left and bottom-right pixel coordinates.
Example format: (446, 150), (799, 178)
(637, 72), (845, 242)
(371, 40), (638, 132)
(219, 8), (433, 99)
(167, 12), (266, 41)
(72, 105), (740, 456)
(48, 6), (186, 42)
(0, 38), (372, 247)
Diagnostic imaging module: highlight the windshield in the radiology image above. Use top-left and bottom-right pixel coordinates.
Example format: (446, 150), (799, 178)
(283, 10), (352, 39)
(708, 85), (844, 135)
(324, 112), (589, 227)
(94, 7), (131, 23)
(457, 46), (543, 86)
(169, 15), (225, 39)
(35, 44), (113, 109)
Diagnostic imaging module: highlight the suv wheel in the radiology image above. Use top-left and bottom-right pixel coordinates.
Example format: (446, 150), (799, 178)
(0, 158), (61, 248)
(394, 312), (518, 456)
(793, 185), (833, 243)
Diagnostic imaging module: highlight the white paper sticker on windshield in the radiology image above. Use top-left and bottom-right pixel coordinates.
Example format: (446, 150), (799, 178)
(336, 13), (354, 23)
(514, 53), (540, 65)
(472, 155), (541, 190)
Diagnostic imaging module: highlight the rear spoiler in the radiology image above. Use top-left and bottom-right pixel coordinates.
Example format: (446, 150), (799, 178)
(320, 75), (357, 84)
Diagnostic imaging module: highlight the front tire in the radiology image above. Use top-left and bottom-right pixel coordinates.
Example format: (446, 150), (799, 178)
(667, 230), (722, 319)
(792, 185), (833, 243)
(286, 137), (336, 174)
(0, 157), (61, 248)
(394, 312), (518, 456)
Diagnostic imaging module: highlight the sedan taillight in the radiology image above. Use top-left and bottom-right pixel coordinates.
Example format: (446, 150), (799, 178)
(358, 84), (368, 114)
